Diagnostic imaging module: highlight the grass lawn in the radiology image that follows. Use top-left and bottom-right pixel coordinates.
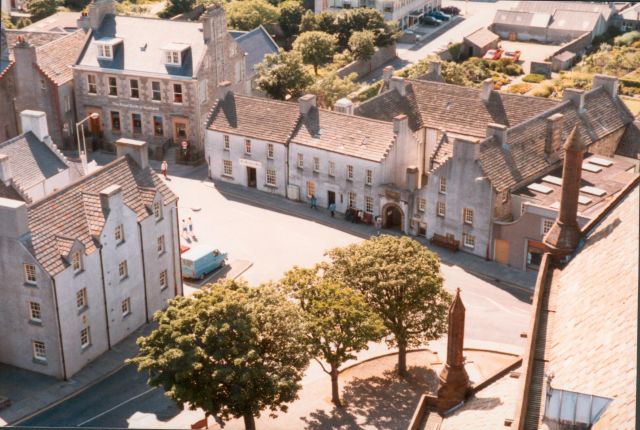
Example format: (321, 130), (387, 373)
(622, 96), (640, 117)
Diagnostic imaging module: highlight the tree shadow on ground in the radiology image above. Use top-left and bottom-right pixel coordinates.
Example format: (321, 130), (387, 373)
(301, 365), (437, 430)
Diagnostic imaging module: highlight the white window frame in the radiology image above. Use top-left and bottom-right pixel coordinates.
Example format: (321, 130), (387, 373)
(80, 327), (91, 349)
(223, 159), (233, 177)
(418, 198), (426, 212)
(173, 83), (183, 104)
(157, 235), (165, 255)
(365, 196), (373, 213)
(76, 288), (87, 309)
(32, 340), (46, 361)
(71, 251), (82, 273)
(29, 301), (42, 322)
(165, 50), (181, 66)
(87, 74), (97, 94)
(297, 153), (304, 169)
(542, 218), (555, 235)
(24, 263), (36, 284)
(462, 233), (475, 249)
(153, 201), (162, 220)
(349, 191), (357, 208)
(266, 169), (276, 186)
(267, 143), (274, 159)
(151, 81), (161, 101)
(160, 269), (168, 290)
(439, 177), (447, 194)
(121, 298), (131, 317)
(244, 139), (252, 155)
(347, 165), (354, 181)
(107, 76), (118, 97)
(328, 161), (335, 177)
(223, 135), (230, 150)
(365, 169), (373, 185)
(129, 79), (139, 99)
(437, 201), (446, 217)
(463, 208), (474, 225)
(97, 43), (113, 59)
(313, 157), (320, 172)
(118, 260), (128, 280)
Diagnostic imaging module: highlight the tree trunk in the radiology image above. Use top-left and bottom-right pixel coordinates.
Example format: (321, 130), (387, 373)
(398, 343), (408, 377)
(330, 366), (342, 406)
(314, 64), (318, 75)
(243, 413), (256, 430)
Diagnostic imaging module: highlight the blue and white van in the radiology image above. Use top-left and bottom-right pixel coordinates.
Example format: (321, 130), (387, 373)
(181, 245), (227, 280)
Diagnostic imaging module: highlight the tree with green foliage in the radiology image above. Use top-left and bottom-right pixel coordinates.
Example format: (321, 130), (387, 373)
(278, 0), (305, 40)
(128, 280), (309, 430)
(16, 17), (33, 28)
(293, 30), (337, 75)
(325, 235), (451, 377)
(225, 0), (280, 31)
(2, 13), (15, 29)
(335, 8), (395, 49)
(309, 71), (359, 108)
(349, 30), (376, 62)
(300, 10), (337, 33)
(26, 0), (59, 21)
(159, 0), (195, 17)
(280, 267), (385, 405)
(255, 49), (314, 99)
(62, 0), (89, 11)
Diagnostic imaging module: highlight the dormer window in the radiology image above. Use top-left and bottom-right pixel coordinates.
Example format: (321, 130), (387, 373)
(162, 43), (190, 67)
(96, 37), (122, 60)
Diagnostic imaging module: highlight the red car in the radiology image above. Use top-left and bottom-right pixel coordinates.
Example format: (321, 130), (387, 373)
(503, 50), (521, 62)
(483, 49), (504, 60)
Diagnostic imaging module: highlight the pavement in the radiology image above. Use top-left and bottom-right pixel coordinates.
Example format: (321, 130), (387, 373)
(3, 150), (535, 427)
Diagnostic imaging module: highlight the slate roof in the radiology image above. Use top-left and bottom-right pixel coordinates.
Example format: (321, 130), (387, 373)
(493, 10), (545, 28)
(35, 30), (87, 85)
(617, 120), (640, 159)
(77, 15), (208, 78)
(548, 9), (601, 33)
(291, 108), (395, 162)
(21, 11), (81, 32)
(207, 93), (301, 143)
(5, 29), (67, 60)
(0, 181), (24, 201)
(0, 132), (68, 191)
(357, 79), (559, 138)
(520, 177), (639, 430)
(463, 27), (499, 48)
(27, 156), (177, 276)
(231, 26), (278, 78)
(478, 87), (633, 192)
(514, 0), (613, 21)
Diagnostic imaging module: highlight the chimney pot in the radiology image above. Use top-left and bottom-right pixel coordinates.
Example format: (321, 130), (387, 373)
(480, 78), (493, 102)
(563, 88), (585, 111)
(299, 94), (316, 115)
(115, 138), (149, 169)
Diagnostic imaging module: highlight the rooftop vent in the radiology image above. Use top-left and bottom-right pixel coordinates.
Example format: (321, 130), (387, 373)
(527, 183), (553, 194)
(542, 175), (562, 186)
(586, 157), (613, 167)
(581, 162), (602, 173)
(580, 186), (606, 197)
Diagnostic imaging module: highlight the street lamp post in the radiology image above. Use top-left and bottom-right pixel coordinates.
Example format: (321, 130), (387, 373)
(76, 113), (99, 175)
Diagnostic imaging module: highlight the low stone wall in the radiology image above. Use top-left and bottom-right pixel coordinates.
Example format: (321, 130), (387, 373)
(336, 44), (397, 79)
(551, 31), (592, 58)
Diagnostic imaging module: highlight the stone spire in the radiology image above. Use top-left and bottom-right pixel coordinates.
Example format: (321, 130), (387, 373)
(437, 288), (470, 413)
(544, 126), (586, 260)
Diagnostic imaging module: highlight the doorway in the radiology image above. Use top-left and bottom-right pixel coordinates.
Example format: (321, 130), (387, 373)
(327, 190), (336, 206)
(494, 239), (509, 265)
(172, 117), (188, 142)
(246, 167), (257, 188)
(383, 204), (403, 230)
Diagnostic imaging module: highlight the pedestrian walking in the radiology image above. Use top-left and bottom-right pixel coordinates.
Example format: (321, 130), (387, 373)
(181, 219), (189, 240)
(161, 160), (168, 179)
(329, 202), (336, 217)
(188, 217), (194, 238)
(310, 194), (318, 210)
(375, 216), (382, 235)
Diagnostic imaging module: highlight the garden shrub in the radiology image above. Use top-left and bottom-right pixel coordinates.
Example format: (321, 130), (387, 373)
(522, 73), (546, 83)
(506, 82), (533, 95)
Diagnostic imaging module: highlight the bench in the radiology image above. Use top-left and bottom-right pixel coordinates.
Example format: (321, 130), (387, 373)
(430, 233), (459, 252)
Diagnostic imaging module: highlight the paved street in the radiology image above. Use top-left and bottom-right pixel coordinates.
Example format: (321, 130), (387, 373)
(17, 158), (532, 428)
(397, 0), (519, 63)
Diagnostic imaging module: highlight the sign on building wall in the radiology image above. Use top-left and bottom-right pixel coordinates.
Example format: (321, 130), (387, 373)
(239, 159), (262, 169)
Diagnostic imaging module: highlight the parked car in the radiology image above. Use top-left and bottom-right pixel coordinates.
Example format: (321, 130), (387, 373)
(430, 10), (450, 21)
(181, 245), (227, 280)
(503, 50), (521, 62)
(483, 49), (504, 60)
(420, 15), (442, 26)
(180, 244), (190, 254)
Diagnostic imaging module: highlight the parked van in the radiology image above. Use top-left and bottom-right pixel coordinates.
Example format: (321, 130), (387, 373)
(181, 245), (227, 280)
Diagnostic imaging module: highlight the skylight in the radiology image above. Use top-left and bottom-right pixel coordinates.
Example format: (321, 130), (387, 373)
(581, 162), (602, 173)
(544, 387), (612, 428)
(542, 175), (562, 186)
(580, 186), (606, 197)
(527, 183), (553, 194)
(586, 157), (613, 167)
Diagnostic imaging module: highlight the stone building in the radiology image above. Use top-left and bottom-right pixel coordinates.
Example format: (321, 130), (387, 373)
(0, 111), (76, 203)
(73, 0), (247, 160)
(0, 26), (18, 142)
(323, 0), (441, 30)
(0, 139), (182, 379)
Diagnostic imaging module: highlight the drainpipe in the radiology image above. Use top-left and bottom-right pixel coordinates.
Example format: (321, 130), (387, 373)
(175, 205), (183, 297)
(137, 223), (150, 322)
(98, 248), (111, 349)
(51, 277), (68, 380)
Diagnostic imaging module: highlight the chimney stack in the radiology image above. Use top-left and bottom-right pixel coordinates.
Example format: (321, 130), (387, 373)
(116, 138), (149, 169)
(202, 3), (227, 45)
(99, 184), (123, 212)
(0, 197), (29, 239)
(406, 166), (418, 192)
(544, 126), (586, 260)
(486, 123), (508, 148)
(592, 74), (618, 98)
(390, 76), (406, 96)
(480, 78), (493, 102)
(20, 110), (50, 143)
(382, 65), (394, 84)
(563, 88), (585, 112)
(217, 81), (232, 100)
(393, 114), (409, 136)
(545, 113), (564, 159)
(334, 98), (354, 115)
(430, 60), (442, 77)
(298, 94), (316, 115)
(88, 0), (115, 30)
(0, 154), (12, 185)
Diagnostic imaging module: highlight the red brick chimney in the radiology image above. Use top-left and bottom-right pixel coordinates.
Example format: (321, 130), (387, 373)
(437, 288), (470, 413)
(544, 125), (586, 260)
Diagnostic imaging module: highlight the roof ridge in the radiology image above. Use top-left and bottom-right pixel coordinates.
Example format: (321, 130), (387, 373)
(28, 156), (129, 209)
(35, 28), (83, 52)
(321, 108), (394, 126)
(0, 131), (30, 148)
